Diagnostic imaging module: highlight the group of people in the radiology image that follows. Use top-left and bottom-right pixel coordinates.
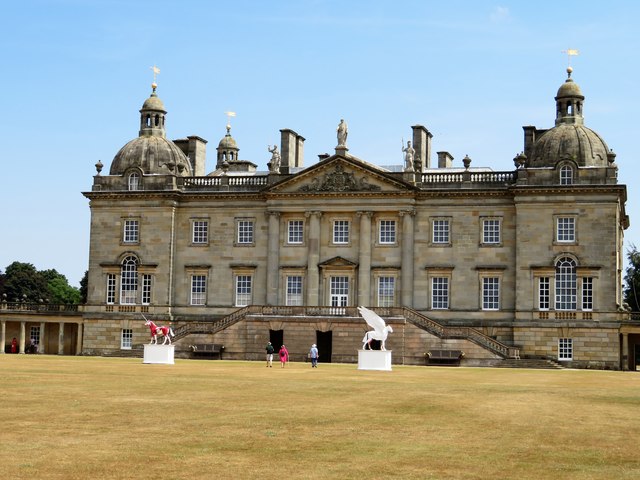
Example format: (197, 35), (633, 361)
(265, 342), (319, 368)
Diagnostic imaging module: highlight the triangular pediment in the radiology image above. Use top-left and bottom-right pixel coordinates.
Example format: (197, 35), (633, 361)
(267, 155), (412, 194)
(318, 256), (358, 268)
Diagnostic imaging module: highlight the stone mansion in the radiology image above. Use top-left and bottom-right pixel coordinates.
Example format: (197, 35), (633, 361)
(75, 67), (639, 369)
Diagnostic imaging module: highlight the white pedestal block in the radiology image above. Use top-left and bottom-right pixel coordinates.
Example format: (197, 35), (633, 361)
(358, 349), (392, 371)
(143, 344), (175, 364)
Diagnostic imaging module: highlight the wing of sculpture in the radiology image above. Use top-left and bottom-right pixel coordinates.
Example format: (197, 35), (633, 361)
(358, 306), (386, 334)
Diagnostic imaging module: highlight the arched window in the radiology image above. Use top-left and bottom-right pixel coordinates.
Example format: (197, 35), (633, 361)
(128, 172), (140, 191)
(555, 257), (576, 310)
(120, 255), (139, 304)
(559, 165), (573, 185)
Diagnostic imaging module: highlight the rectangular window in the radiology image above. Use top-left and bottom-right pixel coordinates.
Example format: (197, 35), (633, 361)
(582, 277), (593, 311)
(558, 338), (573, 361)
(377, 277), (395, 307)
(431, 277), (450, 309)
(539, 277), (550, 310)
(142, 274), (152, 305)
(330, 276), (349, 306)
(379, 220), (396, 244)
(29, 326), (40, 346)
(235, 275), (252, 306)
(288, 220), (304, 244)
(432, 219), (450, 244)
(557, 217), (575, 243)
(482, 219), (501, 245)
(120, 267), (137, 305)
(286, 276), (303, 306)
(237, 220), (254, 244)
(192, 220), (208, 244)
(106, 274), (116, 304)
(121, 329), (133, 350)
(191, 275), (207, 305)
(333, 220), (350, 244)
(482, 277), (500, 310)
(123, 220), (139, 243)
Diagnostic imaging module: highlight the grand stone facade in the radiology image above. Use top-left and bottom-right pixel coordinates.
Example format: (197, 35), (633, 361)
(81, 68), (640, 369)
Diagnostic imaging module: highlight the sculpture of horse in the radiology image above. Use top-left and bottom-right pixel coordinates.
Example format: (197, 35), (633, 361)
(144, 316), (174, 345)
(358, 306), (393, 351)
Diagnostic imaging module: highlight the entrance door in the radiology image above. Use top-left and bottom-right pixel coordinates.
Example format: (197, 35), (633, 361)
(269, 329), (283, 352)
(316, 330), (332, 364)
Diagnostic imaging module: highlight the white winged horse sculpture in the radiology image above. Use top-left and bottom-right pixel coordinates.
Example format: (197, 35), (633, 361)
(358, 306), (393, 351)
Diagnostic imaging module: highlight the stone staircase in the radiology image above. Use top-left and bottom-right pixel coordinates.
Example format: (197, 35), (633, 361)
(495, 358), (563, 369)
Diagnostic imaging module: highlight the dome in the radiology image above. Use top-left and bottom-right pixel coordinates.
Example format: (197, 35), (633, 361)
(556, 75), (583, 100)
(528, 124), (610, 168)
(110, 135), (192, 176)
(142, 93), (165, 112)
(218, 132), (237, 149)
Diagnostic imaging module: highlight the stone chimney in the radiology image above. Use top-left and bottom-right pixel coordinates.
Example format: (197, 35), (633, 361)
(411, 125), (432, 171)
(280, 129), (305, 174)
(437, 151), (454, 169)
(173, 136), (208, 176)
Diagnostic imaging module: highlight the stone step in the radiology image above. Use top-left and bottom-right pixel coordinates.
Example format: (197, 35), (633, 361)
(496, 358), (563, 369)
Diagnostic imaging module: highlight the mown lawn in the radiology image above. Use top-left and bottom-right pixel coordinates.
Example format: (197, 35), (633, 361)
(1, 356), (639, 479)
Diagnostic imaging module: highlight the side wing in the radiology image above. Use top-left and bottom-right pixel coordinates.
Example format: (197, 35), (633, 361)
(357, 306), (386, 334)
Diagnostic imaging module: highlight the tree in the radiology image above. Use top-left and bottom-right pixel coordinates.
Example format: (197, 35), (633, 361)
(79, 270), (88, 304)
(3, 262), (50, 302)
(624, 245), (640, 312)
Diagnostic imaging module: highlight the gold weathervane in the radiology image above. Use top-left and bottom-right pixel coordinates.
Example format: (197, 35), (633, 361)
(562, 49), (579, 67)
(150, 65), (160, 88)
(225, 111), (236, 129)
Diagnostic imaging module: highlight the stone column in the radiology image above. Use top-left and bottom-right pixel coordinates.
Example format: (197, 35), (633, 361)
(39, 321), (46, 354)
(622, 333), (629, 371)
(0, 320), (5, 354)
(400, 209), (416, 308)
(76, 323), (83, 355)
(306, 211), (322, 306)
(19, 321), (26, 354)
(357, 211), (373, 306)
(58, 322), (65, 355)
(266, 211), (281, 305)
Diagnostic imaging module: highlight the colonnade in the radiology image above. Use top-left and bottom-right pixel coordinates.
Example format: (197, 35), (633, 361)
(0, 319), (83, 355)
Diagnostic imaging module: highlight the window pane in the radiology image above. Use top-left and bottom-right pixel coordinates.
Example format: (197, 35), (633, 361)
(330, 276), (349, 306)
(236, 275), (252, 306)
(433, 220), (449, 244)
(483, 219), (500, 244)
(333, 221), (349, 244)
(379, 220), (396, 244)
(582, 277), (593, 311)
(557, 217), (575, 242)
(124, 220), (139, 243)
(560, 166), (573, 185)
(120, 256), (138, 304)
(286, 276), (303, 306)
(378, 277), (395, 307)
(288, 220), (304, 244)
(558, 338), (573, 360)
(539, 277), (550, 310)
(193, 221), (208, 244)
(432, 277), (449, 309)
(121, 329), (133, 349)
(482, 277), (500, 310)
(142, 274), (152, 305)
(106, 274), (116, 304)
(191, 275), (206, 305)
(555, 257), (577, 310)
(237, 220), (254, 244)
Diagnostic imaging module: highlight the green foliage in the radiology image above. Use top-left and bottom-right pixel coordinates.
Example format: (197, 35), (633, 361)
(1, 261), (81, 304)
(624, 245), (640, 311)
(79, 270), (88, 304)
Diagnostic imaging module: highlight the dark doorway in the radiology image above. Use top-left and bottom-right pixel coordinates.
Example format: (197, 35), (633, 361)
(316, 330), (332, 364)
(634, 343), (640, 372)
(270, 329), (283, 353)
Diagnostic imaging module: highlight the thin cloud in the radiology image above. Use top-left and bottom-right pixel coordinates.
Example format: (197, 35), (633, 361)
(490, 6), (511, 23)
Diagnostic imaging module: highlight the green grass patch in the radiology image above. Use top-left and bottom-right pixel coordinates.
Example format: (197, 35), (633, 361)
(1, 356), (639, 479)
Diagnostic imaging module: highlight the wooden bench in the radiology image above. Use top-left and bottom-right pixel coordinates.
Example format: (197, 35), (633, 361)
(189, 344), (224, 359)
(426, 349), (464, 366)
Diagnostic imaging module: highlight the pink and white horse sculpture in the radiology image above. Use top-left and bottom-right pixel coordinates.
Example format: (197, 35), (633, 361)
(144, 317), (174, 345)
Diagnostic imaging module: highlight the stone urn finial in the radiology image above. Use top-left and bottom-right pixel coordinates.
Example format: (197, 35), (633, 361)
(463, 154), (471, 170)
(95, 160), (103, 175)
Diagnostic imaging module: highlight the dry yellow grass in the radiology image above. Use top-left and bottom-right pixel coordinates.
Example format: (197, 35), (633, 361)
(1, 356), (639, 479)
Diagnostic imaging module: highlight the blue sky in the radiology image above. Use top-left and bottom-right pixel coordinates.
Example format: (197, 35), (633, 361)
(2, 0), (639, 286)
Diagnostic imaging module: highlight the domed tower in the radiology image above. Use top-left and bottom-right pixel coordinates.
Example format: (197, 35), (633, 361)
(109, 83), (192, 176)
(216, 124), (239, 169)
(524, 68), (613, 169)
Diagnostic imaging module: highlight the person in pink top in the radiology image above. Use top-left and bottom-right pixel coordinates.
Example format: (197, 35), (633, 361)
(279, 345), (289, 368)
